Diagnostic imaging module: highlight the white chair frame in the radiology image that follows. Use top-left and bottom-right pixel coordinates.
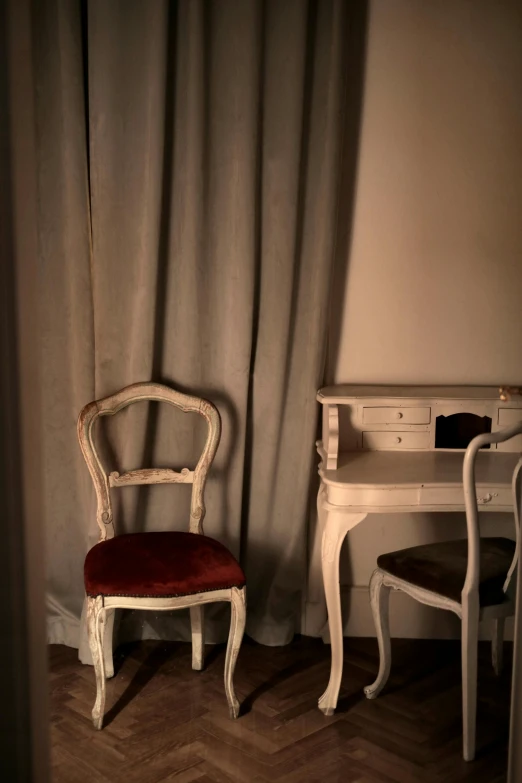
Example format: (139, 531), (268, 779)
(78, 382), (246, 729)
(364, 421), (522, 762)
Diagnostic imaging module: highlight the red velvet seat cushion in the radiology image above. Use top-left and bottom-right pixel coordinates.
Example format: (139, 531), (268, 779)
(84, 532), (246, 598)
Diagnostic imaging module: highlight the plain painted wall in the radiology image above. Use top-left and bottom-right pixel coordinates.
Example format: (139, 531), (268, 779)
(327, 0), (522, 638)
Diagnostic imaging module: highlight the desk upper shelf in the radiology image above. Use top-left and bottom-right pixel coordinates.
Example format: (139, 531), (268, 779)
(317, 385), (522, 471)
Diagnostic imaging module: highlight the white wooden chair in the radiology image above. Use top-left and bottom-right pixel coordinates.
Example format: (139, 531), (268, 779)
(364, 422), (522, 761)
(77, 382), (246, 729)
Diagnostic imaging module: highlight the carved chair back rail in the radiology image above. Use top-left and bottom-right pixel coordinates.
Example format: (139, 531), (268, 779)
(77, 382), (221, 540)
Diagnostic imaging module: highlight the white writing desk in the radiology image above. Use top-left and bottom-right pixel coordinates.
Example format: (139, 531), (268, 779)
(316, 385), (521, 715)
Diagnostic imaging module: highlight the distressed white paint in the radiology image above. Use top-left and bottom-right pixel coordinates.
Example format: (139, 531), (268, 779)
(109, 467), (194, 487)
(78, 382), (246, 728)
(315, 385), (522, 762)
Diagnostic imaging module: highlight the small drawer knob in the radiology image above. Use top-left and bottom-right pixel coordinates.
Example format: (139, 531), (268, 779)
(395, 437), (402, 444)
(396, 412), (403, 419)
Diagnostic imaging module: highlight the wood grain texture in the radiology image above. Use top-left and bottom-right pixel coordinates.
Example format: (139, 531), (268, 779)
(50, 637), (510, 783)
(109, 468), (194, 487)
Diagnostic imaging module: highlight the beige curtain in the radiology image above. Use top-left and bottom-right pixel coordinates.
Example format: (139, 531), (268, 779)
(35, 0), (349, 655)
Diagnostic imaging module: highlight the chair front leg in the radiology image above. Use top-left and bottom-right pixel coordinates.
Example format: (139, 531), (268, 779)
(190, 605), (205, 671)
(492, 617), (505, 677)
(224, 586), (246, 719)
(364, 569), (392, 700)
(462, 597), (480, 762)
(87, 595), (107, 730)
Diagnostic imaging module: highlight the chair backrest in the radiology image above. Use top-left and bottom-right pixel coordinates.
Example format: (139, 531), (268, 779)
(77, 382), (221, 541)
(463, 421), (522, 609)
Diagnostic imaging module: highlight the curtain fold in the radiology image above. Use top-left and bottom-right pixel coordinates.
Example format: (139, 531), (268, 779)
(36, 0), (348, 654)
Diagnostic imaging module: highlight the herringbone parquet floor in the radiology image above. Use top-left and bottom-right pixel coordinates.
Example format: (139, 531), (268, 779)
(49, 636), (511, 783)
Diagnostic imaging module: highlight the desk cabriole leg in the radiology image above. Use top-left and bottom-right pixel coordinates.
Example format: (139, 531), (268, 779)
(318, 509), (367, 716)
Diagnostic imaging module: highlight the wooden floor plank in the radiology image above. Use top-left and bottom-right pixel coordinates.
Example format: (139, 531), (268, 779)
(49, 637), (510, 783)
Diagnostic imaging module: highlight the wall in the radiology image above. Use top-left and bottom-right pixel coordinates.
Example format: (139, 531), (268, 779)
(324, 0), (522, 639)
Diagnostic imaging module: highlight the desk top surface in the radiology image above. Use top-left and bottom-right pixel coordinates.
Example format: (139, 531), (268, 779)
(320, 450), (520, 488)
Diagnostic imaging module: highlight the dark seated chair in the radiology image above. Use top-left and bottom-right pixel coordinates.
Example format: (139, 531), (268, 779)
(364, 423), (522, 763)
(78, 382), (246, 730)
(377, 537), (515, 607)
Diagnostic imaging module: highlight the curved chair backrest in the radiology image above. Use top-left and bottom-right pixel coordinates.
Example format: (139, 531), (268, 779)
(77, 382), (221, 541)
(463, 421), (522, 609)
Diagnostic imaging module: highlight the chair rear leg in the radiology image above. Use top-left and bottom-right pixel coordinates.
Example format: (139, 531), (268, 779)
(492, 617), (505, 677)
(87, 595), (106, 730)
(103, 607), (115, 678)
(190, 605), (205, 671)
(224, 587), (246, 719)
(364, 569), (392, 699)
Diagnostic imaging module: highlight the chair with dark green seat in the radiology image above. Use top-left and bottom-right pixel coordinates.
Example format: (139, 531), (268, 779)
(364, 422), (522, 762)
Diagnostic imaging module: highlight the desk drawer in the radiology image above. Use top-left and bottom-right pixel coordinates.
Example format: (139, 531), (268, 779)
(362, 406), (431, 425)
(498, 409), (522, 425)
(420, 486), (513, 508)
(362, 431), (430, 450)
(497, 409), (522, 451)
